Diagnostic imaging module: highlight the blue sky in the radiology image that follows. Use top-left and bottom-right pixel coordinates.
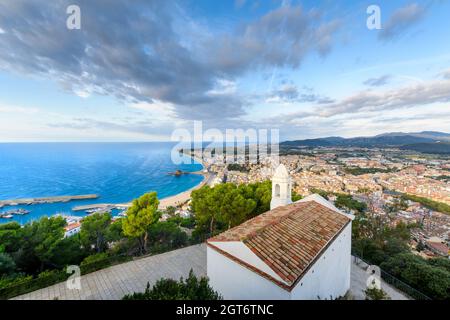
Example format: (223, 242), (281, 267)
(0, 0), (449, 142)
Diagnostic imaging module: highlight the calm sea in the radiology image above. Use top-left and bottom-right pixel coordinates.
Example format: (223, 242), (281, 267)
(0, 143), (203, 224)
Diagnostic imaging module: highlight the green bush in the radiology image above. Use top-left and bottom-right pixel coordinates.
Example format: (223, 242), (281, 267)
(0, 270), (67, 300)
(0, 252), (16, 276)
(380, 253), (450, 300)
(123, 270), (221, 300)
(80, 253), (109, 273)
(365, 287), (390, 300)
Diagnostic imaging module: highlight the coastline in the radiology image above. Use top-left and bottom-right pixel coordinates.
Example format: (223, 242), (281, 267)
(72, 154), (210, 212)
(158, 153), (208, 209)
(1, 152), (209, 223)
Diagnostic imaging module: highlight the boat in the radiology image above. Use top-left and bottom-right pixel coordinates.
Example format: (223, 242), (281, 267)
(3, 208), (30, 215)
(118, 209), (128, 217)
(13, 209), (30, 215)
(1, 214), (13, 219)
(86, 207), (112, 214)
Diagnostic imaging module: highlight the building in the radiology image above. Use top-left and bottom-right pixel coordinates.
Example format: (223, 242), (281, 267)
(64, 221), (81, 238)
(207, 165), (355, 300)
(270, 164), (292, 210)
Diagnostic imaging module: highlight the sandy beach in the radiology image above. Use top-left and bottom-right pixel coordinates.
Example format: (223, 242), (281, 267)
(72, 155), (212, 212)
(158, 154), (212, 209)
(159, 172), (210, 209)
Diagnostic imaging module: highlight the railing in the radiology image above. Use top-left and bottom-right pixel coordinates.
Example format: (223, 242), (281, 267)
(352, 255), (431, 300)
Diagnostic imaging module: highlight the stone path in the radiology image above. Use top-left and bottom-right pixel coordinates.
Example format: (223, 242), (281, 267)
(14, 245), (409, 300)
(350, 257), (409, 300)
(13, 244), (207, 300)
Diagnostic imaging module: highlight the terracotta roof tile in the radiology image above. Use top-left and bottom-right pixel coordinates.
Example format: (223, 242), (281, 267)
(208, 200), (351, 288)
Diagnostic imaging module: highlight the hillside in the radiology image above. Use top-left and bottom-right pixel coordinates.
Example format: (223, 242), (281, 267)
(281, 131), (450, 154)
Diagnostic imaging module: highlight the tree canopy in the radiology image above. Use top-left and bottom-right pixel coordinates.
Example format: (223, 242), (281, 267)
(80, 212), (112, 253)
(122, 192), (160, 254)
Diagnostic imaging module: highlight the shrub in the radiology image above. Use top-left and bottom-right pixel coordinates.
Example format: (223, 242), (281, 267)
(380, 253), (450, 300)
(80, 253), (110, 273)
(123, 270), (222, 300)
(0, 252), (16, 276)
(365, 287), (390, 300)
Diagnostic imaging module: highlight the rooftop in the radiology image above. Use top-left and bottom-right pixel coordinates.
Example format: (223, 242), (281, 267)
(208, 196), (352, 289)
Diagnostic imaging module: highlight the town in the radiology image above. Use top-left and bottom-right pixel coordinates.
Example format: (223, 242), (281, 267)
(187, 145), (450, 260)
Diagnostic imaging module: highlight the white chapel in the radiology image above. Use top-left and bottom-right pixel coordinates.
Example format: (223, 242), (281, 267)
(207, 164), (354, 300)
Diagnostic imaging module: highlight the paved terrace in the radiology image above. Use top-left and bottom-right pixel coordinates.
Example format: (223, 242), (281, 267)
(13, 244), (408, 300)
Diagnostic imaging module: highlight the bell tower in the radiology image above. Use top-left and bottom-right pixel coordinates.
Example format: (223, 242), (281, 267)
(270, 164), (292, 210)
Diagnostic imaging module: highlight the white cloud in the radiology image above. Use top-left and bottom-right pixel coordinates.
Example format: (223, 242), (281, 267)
(0, 104), (39, 114)
(207, 79), (237, 96)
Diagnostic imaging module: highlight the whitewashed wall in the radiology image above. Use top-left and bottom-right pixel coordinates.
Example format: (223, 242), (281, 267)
(207, 246), (290, 300)
(290, 223), (352, 300)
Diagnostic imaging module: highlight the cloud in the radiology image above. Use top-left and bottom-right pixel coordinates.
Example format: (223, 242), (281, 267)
(288, 77), (450, 119)
(47, 117), (178, 138)
(379, 3), (427, 41)
(439, 68), (450, 79)
(266, 84), (334, 104)
(206, 6), (341, 74)
(363, 75), (391, 87)
(0, 104), (39, 114)
(0, 0), (341, 127)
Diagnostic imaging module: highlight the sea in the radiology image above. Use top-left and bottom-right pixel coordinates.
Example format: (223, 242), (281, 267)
(0, 142), (204, 224)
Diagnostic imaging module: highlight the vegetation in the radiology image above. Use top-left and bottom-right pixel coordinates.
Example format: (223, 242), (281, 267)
(365, 287), (390, 300)
(307, 189), (367, 214)
(344, 166), (396, 175)
(380, 254), (450, 300)
(123, 270), (221, 300)
(123, 192), (160, 254)
(352, 210), (450, 300)
(309, 188), (330, 200)
(80, 212), (112, 253)
(334, 194), (367, 213)
(0, 192), (191, 299)
(384, 197), (409, 213)
(147, 221), (188, 254)
(429, 175), (450, 182)
(401, 193), (450, 215)
(191, 181), (302, 240)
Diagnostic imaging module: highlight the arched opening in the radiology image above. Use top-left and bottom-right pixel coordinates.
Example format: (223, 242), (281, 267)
(275, 184), (280, 197)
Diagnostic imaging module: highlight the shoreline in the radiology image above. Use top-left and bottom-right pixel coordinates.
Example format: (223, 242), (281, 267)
(158, 153), (209, 209)
(72, 154), (210, 212)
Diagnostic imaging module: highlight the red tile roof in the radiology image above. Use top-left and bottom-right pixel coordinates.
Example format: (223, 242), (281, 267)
(208, 200), (351, 290)
(64, 222), (81, 231)
(427, 241), (449, 256)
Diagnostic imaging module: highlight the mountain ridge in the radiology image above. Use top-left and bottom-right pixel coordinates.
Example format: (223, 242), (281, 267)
(281, 131), (450, 154)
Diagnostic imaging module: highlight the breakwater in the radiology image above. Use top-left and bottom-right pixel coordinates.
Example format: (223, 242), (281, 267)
(0, 194), (99, 209)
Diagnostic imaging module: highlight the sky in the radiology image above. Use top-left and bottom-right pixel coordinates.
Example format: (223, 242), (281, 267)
(0, 0), (450, 142)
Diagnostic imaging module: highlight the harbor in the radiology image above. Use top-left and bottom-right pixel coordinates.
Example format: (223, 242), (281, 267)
(0, 208), (30, 219)
(0, 194), (99, 209)
(72, 203), (130, 212)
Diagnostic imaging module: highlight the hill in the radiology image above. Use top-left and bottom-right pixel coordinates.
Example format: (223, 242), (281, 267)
(281, 131), (450, 154)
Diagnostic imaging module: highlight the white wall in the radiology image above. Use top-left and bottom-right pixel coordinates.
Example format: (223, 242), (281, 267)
(207, 246), (290, 300)
(207, 222), (352, 300)
(290, 223), (352, 300)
